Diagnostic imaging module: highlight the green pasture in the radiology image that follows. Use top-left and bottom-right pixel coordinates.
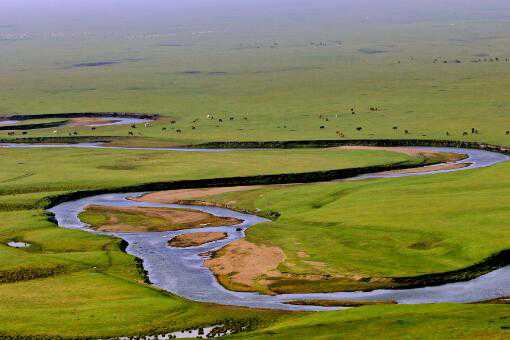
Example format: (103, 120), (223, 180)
(0, 20), (510, 146)
(0, 8), (509, 338)
(233, 304), (510, 339)
(1, 145), (508, 337)
(0, 147), (412, 203)
(205, 161), (510, 293)
(0, 146), (414, 337)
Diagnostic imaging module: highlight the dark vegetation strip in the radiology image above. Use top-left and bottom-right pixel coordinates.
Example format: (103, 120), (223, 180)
(0, 136), (115, 144)
(72, 61), (120, 68)
(0, 121), (68, 131)
(40, 160), (424, 209)
(0, 265), (67, 284)
(0, 137), (508, 157)
(285, 299), (397, 307)
(1, 137), (508, 157)
(195, 139), (510, 155)
(393, 249), (510, 289)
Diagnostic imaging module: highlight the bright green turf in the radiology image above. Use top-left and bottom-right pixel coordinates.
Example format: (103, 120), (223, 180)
(0, 270), (284, 337)
(232, 304), (510, 339)
(0, 146), (412, 336)
(0, 143), (508, 337)
(1, 8), (510, 337)
(204, 161), (510, 292)
(0, 147), (412, 201)
(1, 20), (510, 146)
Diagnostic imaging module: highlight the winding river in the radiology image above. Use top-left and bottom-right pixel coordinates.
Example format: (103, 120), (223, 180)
(5, 143), (510, 311)
(0, 117), (152, 128)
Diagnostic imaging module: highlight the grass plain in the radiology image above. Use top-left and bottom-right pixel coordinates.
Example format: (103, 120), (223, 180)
(1, 17), (510, 146)
(0, 147), (415, 337)
(202, 161), (510, 293)
(1, 4), (510, 338)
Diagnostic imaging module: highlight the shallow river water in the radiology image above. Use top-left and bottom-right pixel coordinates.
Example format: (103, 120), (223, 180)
(0, 117), (152, 128)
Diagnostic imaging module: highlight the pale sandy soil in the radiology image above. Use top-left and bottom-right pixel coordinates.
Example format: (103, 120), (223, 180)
(82, 205), (242, 232)
(132, 186), (263, 204)
(204, 239), (285, 289)
(383, 162), (471, 175)
(168, 232), (228, 247)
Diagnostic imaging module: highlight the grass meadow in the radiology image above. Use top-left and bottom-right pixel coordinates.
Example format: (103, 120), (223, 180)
(0, 147), (414, 337)
(204, 161), (510, 293)
(1, 5), (510, 338)
(1, 19), (510, 146)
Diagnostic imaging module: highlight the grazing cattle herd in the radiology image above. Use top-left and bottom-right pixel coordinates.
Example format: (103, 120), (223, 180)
(0, 110), (508, 140)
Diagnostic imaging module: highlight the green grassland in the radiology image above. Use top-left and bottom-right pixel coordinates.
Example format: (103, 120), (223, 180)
(0, 147), (411, 204)
(0, 147), (416, 337)
(232, 304), (510, 339)
(1, 145), (508, 337)
(1, 6), (510, 338)
(204, 161), (510, 293)
(1, 19), (510, 146)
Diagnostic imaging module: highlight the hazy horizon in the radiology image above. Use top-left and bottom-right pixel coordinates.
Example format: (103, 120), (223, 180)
(2, 0), (510, 34)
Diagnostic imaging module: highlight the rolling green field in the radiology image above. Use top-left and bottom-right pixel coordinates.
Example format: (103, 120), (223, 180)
(1, 15), (510, 146)
(0, 146), (412, 208)
(232, 304), (510, 339)
(0, 146), (417, 337)
(203, 161), (510, 293)
(0, 144), (508, 338)
(1, 1), (510, 338)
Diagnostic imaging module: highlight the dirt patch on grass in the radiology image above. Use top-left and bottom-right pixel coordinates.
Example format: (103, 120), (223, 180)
(476, 296), (510, 304)
(206, 238), (469, 294)
(382, 162), (471, 175)
(204, 239), (285, 293)
(81, 205), (243, 233)
(132, 186), (263, 204)
(67, 118), (119, 126)
(169, 232), (228, 247)
(205, 240), (397, 294)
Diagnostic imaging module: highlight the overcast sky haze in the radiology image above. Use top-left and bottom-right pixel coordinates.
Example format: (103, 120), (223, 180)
(2, 0), (510, 34)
